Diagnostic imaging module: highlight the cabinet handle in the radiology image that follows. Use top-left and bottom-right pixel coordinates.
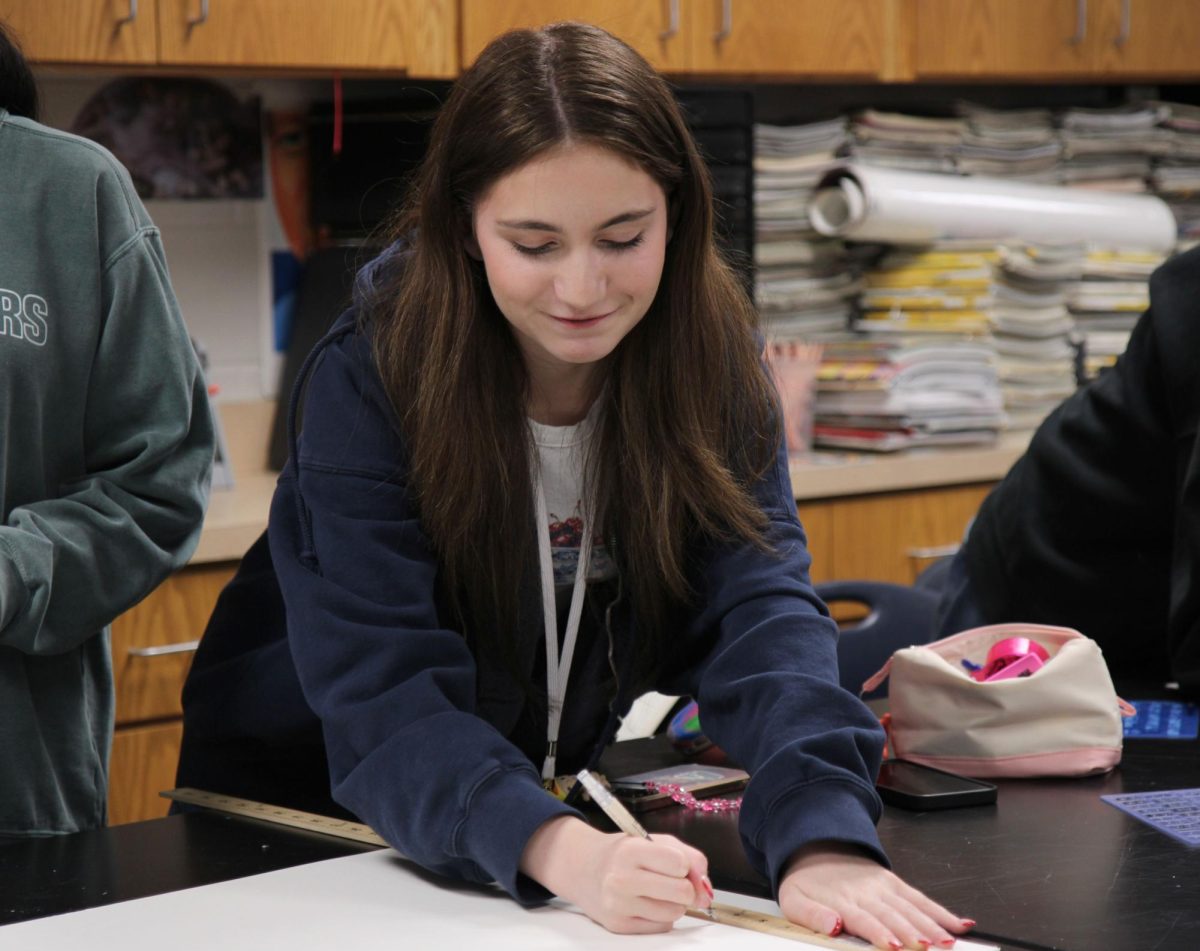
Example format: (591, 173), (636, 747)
(905, 544), (960, 562)
(714, 0), (733, 44)
(660, 0), (680, 40)
(1068, 0), (1087, 44)
(188, 0), (210, 30)
(114, 0), (138, 29)
(1114, 0), (1131, 47)
(127, 639), (200, 658)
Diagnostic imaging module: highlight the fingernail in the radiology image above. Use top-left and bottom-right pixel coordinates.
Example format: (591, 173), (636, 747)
(960, 919), (976, 928)
(827, 916), (843, 937)
(918, 941), (933, 949)
(701, 875), (714, 901)
(939, 940), (956, 948)
(888, 941), (903, 951)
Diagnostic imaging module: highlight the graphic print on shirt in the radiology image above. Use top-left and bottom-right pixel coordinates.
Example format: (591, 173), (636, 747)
(548, 500), (616, 585)
(0, 288), (49, 346)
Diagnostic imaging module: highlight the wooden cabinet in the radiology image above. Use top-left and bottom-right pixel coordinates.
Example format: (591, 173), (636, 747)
(798, 482), (991, 586)
(685, 0), (894, 78)
(157, 0), (457, 76)
(915, 0), (1200, 80)
(108, 562), (236, 825)
(1092, 0), (1200, 77)
(0, 0), (159, 65)
(461, 0), (896, 79)
(461, 0), (690, 72)
(4, 0), (457, 76)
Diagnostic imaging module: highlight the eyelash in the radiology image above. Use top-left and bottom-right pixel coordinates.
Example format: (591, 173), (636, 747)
(512, 234), (645, 257)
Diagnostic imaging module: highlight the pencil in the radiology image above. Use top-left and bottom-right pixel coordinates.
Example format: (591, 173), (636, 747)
(575, 769), (650, 838)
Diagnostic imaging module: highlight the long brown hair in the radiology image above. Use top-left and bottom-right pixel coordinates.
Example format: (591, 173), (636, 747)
(370, 22), (778, 670)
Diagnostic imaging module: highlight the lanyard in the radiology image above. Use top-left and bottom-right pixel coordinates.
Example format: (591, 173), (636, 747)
(533, 465), (593, 783)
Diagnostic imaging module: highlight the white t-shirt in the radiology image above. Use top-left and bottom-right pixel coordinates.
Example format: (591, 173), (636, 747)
(528, 403), (616, 593)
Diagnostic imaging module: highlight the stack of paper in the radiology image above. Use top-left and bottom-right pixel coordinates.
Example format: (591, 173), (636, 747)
(1150, 101), (1200, 249)
(812, 334), (1005, 452)
(855, 244), (996, 337)
(956, 103), (1062, 183)
(990, 243), (1080, 429)
(1069, 249), (1166, 378)
(753, 120), (858, 336)
(1059, 104), (1171, 192)
(847, 109), (963, 173)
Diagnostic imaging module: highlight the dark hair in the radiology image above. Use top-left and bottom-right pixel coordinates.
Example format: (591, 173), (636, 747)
(0, 22), (40, 121)
(371, 22), (777, 674)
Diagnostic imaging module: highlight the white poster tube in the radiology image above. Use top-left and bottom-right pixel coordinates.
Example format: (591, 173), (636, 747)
(809, 163), (1177, 252)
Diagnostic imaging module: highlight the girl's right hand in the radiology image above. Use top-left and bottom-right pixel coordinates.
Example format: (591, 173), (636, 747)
(520, 815), (713, 933)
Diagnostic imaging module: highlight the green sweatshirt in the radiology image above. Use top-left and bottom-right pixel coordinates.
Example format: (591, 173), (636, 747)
(0, 109), (214, 834)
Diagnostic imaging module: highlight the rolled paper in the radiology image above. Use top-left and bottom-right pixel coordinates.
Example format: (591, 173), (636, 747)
(810, 163), (1178, 253)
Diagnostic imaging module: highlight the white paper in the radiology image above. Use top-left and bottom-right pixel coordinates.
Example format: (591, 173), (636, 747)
(0, 849), (998, 950)
(809, 163), (1177, 252)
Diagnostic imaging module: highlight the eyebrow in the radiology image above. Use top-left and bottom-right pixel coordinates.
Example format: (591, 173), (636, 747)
(495, 208), (656, 233)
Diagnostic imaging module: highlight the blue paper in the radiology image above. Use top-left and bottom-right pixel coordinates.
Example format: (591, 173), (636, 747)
(1122, 700), (1200, 739)
(1102, 789), (1200, 847)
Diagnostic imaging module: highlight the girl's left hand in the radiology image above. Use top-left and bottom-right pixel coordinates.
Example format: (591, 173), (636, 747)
(778, 843), (975, 950)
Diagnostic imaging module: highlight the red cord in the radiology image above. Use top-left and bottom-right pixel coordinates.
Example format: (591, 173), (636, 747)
(332, 74), (343, 156)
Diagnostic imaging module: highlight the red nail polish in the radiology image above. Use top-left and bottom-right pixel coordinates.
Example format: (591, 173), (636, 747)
(827, 917), (843, 937)
(960, 919), (976, 928)
(919, 941), (933, 948)
(888, 941), (903, 951)
(939, 940), (956, 949)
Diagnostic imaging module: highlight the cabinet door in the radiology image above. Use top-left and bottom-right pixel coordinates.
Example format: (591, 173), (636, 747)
(109, 721), (184, 825)
(110, 563), (236, 725)
(0, 0), (158, 64)
(460, 0), (689, 72)
(687, 0), (893, 77)
(822, 484), (991, 585)
(157, 0), (457, 77)
(1095, 0), (1200, 77)
(915, 0), (1098, 78)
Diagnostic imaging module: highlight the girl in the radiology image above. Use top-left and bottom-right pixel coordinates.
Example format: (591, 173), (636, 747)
(179, 22), (973, 949)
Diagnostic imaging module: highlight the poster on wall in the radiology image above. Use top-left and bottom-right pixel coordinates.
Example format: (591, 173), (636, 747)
(71, 77), (263, 200)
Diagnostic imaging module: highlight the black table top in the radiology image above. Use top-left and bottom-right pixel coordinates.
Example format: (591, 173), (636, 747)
(2, 734), (1197, 951)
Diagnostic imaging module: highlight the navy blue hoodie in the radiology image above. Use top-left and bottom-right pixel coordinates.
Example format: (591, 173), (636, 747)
(181, 247), (888, 903)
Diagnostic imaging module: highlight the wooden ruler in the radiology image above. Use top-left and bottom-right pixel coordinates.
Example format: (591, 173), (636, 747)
(162, 787), (388, 847)
(687, 903), (869, 949)
(165, 788), (876, 948)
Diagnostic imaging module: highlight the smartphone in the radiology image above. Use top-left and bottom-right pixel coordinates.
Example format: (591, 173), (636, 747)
(875, 759), (997, 810)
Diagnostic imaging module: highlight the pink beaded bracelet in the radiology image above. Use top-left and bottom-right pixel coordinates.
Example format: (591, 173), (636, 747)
(644, 780), (742, 813)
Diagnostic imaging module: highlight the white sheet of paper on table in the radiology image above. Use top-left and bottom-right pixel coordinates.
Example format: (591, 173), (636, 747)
(0, 849), (999, 950)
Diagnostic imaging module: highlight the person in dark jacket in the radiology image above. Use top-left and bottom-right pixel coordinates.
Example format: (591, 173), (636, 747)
(179, 23), (973, 949)
(935, 244), (1200, 696)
